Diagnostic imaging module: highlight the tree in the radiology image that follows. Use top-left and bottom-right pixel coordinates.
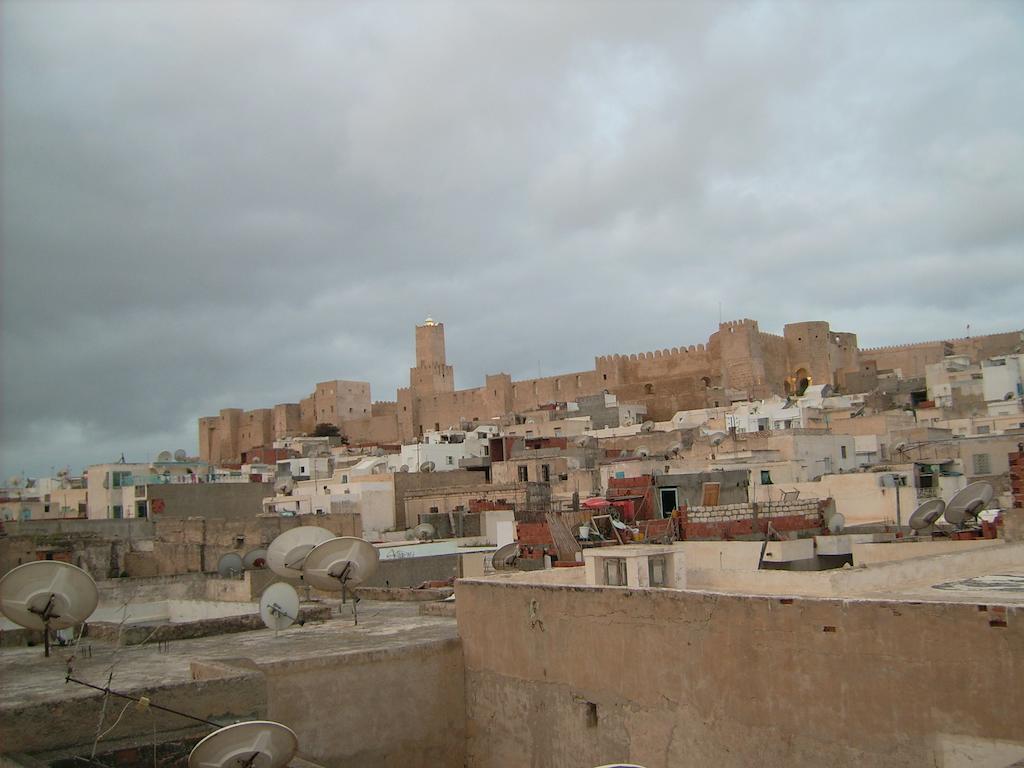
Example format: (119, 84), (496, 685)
(313, 422), (340, 437)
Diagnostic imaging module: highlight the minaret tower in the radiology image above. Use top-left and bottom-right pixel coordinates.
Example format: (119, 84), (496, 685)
(410, 316), (455, 394)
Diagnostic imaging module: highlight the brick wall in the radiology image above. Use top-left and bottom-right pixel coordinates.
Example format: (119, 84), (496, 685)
(681, 499), (823, 540)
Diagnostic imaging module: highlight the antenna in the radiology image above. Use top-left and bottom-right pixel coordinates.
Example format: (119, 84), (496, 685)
(259, 583), (303, 634)
(943, 482), (994, 527)
(301, 537), (379, 624)
(0, 561), (98, 657)
(174, 449), (187, 462)
(157, 450), (173, 462)
(491, 542), (520, 571)
(188, 720), (298, 768)
(908, 499), (946, 535)
(242, 548), (268, 570)
(217, 552), (243, 578)
(266, 526), (334, 579)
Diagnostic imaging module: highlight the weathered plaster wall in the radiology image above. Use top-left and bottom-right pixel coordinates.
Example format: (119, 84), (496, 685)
(263, 637), (465, 767)
(456, 575), (1023, 768)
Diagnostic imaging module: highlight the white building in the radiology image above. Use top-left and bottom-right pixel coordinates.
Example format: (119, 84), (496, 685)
(386, 427), (497, 473)
(982, 355), (1024, 416)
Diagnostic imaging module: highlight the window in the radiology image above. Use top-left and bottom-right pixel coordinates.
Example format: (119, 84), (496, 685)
(840, 445), (847, 459)
(648, 556), (668, 587)
(518, 466), (529, 482)
(111, 505), (123, 519)
(541, 464), (551, 482)
(604, 558), (627, 586)
(446, 456), (454, 465)
(760, 470), (773, 485)
(977, 425), (990, 435)
(973, 454), (991, 475)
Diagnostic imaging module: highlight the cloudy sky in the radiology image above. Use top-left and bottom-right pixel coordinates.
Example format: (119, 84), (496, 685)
(2, 1), (1022, 478)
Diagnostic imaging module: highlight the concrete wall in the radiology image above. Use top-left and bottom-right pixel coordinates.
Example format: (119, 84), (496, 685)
(149, 483), (274, 519)
(456, 572), (1024, 768)
(149, 514), (361, 576)
(263, 637), (465, 767)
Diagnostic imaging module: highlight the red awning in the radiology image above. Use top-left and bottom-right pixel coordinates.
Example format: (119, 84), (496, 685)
(581, 497), (611, 508)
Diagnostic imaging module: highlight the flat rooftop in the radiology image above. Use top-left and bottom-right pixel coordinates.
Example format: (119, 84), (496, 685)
(469, 541), (1024, 606)
(0, 600), (457, 711)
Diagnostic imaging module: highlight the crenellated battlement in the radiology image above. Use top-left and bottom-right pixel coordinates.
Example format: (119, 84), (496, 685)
(719, 318), (759, 329)
(862, 330), (1019, 354)
(596, 344), (708, 365)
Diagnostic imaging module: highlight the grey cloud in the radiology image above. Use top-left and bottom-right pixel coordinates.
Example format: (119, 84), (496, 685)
(2, 0), (1023, 476)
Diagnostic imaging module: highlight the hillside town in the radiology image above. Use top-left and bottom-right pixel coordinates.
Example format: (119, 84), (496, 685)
(2, 318), (1023, 766)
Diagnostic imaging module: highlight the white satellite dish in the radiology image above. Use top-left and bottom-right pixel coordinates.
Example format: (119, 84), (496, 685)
(266, 526), (334, 579)
(944, 482), (994, 526)
(157, 450), (173, 462)
(188, 720), (298, 768)
(640, 421), (655, 433)
(708, 432), (727, 446)
(242, 548), (268, 570)
(274, 476), (295, 495)
(827, 513), (846, 534)
(372, 447), (385, 457)
(634, 447), (650, 458)
(413, 523), (435, 541)
(419, 461), (435, 473)
(217, 552), (243, 578)
(301, 537), (379, 592)
(301, 537), (379, 623)
(491, 542), (520, 571)
(0, 561), (99, 656)
(259, 583), (302, 632)
(174, 449), (188, 462)
(908, 499), (946, 532)
(399, 465), (410, 473)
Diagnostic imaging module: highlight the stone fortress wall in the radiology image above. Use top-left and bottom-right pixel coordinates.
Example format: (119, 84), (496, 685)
(198, 319), (1022, 464)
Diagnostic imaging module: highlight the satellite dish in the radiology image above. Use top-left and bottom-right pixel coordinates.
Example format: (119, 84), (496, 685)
(259, 583), (302, 632)
(373, 447), (385, 457)
(827, 513), (845, 534)
(944, 482), (994, 526)
(667, 442), (683, 457)
(242, 548), (268, 570)
(399, 465), (410, 473)
(419, 461), (435, 473)
(7, 474), (24, 488)
(634, 447), (650, 458)
(188, 721), (298, 768)
(301, 537), (379, 592)
(413, 523), (435, 541)
(157, 450), (173, 462)
(708, 432), (727, 446)
(274, 476), (295, 495)
(174, 449), (188, 462)
(0, 561), (99, 657)
(892, 442), (907, 455)
(266, 526), (334, 579)
(640, 421), (655, 433)
(491, 542), (520, 570)
(217, 552), (243, 578)
(908, 499), (946, 531)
